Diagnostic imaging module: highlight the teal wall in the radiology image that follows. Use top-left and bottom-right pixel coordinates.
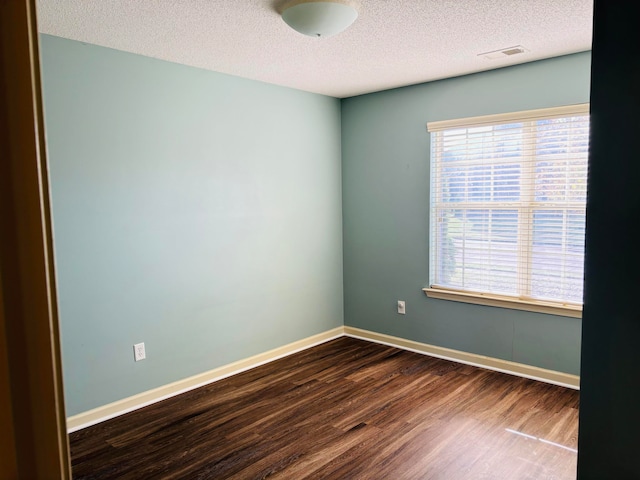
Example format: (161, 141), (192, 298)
(40, 35), (344, 416)
(341, 52), (591, 375)
(41, 33), (591, 416)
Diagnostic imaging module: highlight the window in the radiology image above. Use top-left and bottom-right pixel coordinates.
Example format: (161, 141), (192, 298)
(425, 105), (589, 317)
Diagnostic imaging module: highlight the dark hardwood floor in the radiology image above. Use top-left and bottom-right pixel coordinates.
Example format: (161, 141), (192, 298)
(69, 337), (579, 479)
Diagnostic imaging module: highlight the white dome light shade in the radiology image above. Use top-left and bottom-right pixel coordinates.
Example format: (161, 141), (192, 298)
(282, 2), (358, 38)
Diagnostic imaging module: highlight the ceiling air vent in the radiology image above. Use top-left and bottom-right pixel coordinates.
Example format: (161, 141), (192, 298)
(479, 45), (528, 60)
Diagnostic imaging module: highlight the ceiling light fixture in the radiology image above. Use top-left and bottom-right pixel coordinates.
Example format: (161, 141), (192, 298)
(281, 1), (358, 38)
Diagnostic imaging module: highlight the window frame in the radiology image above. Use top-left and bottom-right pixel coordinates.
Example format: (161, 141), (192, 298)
(423, 104), (589, 318)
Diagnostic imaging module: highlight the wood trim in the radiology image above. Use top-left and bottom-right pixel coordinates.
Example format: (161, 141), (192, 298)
(344, 326), (580, 389)
(0, 0), (71, 477)
(0, 275), (18, 479)
(427, 103), (590, 132)
(67, 327), (345, 432)
(424, 287), (582, 318)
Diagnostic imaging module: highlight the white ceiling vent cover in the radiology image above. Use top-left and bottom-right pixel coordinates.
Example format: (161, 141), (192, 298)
(479, 45), (529, 60)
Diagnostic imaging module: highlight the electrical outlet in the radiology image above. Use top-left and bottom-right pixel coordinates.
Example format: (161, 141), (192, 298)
(134, 342), (146, 362)
(397, 300), (406, 315)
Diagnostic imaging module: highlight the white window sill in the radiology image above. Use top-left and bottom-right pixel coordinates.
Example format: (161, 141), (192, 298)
(423, 287), (582, 318)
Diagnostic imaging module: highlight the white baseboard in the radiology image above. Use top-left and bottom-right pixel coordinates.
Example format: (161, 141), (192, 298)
(66, 327), (345, 432)
(344, 326), (580, 390)
(68, 325), (579, 432)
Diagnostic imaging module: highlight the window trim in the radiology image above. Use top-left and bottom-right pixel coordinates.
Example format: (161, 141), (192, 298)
(426, 103), (589, 317)
(427, 104), (590, 132)
(423, 286), (582, 318)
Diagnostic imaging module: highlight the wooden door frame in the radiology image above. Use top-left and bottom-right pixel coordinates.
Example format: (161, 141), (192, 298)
(0, 0), (70, 477)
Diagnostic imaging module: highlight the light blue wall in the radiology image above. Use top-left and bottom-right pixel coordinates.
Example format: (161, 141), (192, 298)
(341, 52), (591, 375)
(40, 35), (344, 416)
(41, 33), (590, 416)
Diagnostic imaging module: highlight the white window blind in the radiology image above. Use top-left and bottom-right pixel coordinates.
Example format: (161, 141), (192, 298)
(427, 104), (589, 311)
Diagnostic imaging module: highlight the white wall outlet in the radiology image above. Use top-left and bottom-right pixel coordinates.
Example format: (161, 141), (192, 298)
(397, 300), (406, 315)
(133, 342), (146, 362)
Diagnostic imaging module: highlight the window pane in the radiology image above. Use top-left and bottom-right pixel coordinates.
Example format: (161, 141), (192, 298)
(530, 210), (585, 303)
(439, 163), (521, 204)
(436, 209), (518, 295)
(493, 164), (520, 201)
(535, 117), (589, 203)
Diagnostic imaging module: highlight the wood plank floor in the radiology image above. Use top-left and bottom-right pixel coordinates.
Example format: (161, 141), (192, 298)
(69, 337), (579, 479)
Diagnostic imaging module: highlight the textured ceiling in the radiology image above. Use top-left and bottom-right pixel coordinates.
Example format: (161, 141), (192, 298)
(36, 0), (594, 98)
